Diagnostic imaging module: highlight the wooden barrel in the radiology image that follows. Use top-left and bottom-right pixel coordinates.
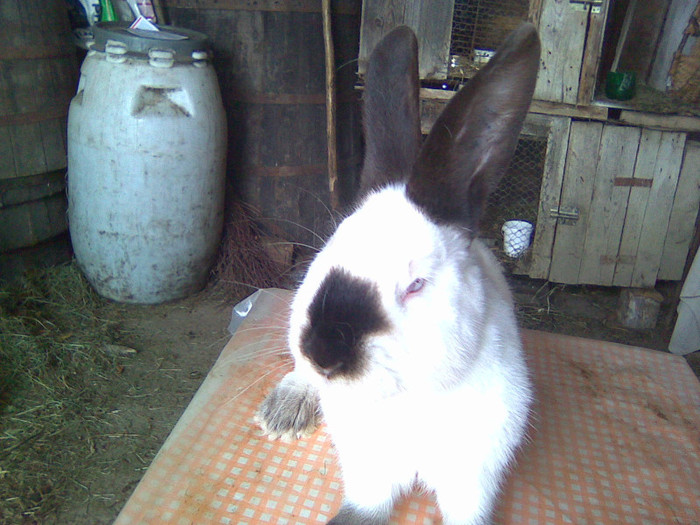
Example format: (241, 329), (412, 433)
(0, 1), (78, 279)
(166, 1), (363, 248)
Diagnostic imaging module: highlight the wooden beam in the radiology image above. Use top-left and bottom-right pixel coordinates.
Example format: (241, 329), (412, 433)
(418, 89), (609, 132)
(617, 111), (700, 132)
(419, 88), (700, 132)
(322, 0), (339, 210)
(529, 100), (608, 120)
(165, 0), (360, 15)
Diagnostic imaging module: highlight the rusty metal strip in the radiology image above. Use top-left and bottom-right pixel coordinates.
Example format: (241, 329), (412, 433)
(0, 106), (70, 127)
(0, 44), (75, 61)
(614, 177), (653, 187)
(231, 90), (358, 105)
(232, 92), (326, 105)
(245, 163), (327, 178)
(246, 154), (361, 177)
(600, 254), (635, 265)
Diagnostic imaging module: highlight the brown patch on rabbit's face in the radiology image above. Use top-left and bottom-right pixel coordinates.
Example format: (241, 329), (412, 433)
(300, 267), (390, 380)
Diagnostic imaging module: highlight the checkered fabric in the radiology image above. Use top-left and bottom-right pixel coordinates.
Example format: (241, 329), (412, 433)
(115, 289), (700, 525)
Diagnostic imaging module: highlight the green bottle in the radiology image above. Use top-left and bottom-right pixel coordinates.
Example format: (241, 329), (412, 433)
(99, 0), (117, 22)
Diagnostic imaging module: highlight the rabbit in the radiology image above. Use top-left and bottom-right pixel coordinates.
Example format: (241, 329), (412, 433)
(256, 22), (540, 525)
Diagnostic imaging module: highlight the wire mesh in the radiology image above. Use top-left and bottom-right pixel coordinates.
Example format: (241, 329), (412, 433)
(448, 1), (543, 261)
(482, 135), (547, 258)
(450, 0), (530, 59)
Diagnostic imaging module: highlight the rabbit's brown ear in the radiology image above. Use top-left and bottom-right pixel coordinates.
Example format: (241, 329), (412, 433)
(407, 23), (540, 235)
(360, 26), (422, 194)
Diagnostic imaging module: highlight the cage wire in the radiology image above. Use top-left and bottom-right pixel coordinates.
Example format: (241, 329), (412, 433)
(450, 0), (530, 60)
(447, 0), (543, 260)
(482, 136), (547, 258)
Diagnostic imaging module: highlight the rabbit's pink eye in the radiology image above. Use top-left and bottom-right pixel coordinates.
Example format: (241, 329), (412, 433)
(406, 278), (425, 295)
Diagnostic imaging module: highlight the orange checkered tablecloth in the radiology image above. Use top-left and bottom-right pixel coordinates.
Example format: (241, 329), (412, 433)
(115, 288), (700, 524)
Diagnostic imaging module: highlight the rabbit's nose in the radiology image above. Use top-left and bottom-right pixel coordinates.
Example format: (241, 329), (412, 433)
(301, 330), (349, 379)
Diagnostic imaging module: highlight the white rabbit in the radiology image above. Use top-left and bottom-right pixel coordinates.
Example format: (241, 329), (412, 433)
(256, 22), (540, 525)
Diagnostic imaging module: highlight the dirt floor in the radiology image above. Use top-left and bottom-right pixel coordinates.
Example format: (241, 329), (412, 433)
(1, 263), (699, 524)
(55, 288), (234, 524)
(0, 269), (236, 525)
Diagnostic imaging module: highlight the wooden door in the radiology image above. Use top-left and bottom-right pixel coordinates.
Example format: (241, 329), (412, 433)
(541, 121), (689, 287)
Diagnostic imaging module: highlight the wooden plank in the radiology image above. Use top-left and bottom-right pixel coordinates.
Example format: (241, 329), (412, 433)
(419, 88), (611, 119)
(0, 126), (15, 179)
(0, 43), (74, 61)
(534, 0), (588, 104)
(4, 59), (40, 117)
(520, 112), (556, 138)
(198, 8), (326, 97)
(419, 87), (453, 101)
(9, 122), (47, 178)
(578, 124), (641, 285)
(612, 129), (664, 287)
(40, 117), (67, 172)
(165, 0), (360, 14)
(548, 121), (603, 284)
(417, 89), (608, 135)
(630, 131), (685, 286)
(410, 1), (454, 79)
(527, 115), (571, 279)
(242, 153), (361, 178)
(530, 99), (608, 120)
(0, 105), (70, 126)
(359, 0), (407, 77)
(528, 0), (545, 27)
(359, 0), (453, 79)
(617, 110), (700, 132)
(0, 191), (67, 251)
(420, 97), (447, 134)
(169, 4), (362, 242)
(510, 113), (555, 276)
(244, 163), (326, 178)
(659, 140), (700, 280)
(0, 170), (66, 207)
(577, 0), (609, 105)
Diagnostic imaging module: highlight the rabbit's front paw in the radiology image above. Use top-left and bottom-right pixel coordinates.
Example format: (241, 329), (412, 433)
(255, 372), (320, 442)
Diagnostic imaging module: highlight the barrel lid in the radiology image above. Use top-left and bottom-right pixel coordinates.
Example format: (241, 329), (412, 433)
(92, 22), (210, 61)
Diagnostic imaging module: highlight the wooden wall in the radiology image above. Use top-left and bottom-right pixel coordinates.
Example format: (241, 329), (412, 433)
(0, 0), (78, 280)
(165, 1), (364, 248)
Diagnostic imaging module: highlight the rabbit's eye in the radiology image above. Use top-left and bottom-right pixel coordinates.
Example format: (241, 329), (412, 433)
(406, 277), (425, 295)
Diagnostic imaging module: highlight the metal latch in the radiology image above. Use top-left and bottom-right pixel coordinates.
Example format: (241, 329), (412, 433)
(550, 207), (580, 222)
(569, 0), (603, 14)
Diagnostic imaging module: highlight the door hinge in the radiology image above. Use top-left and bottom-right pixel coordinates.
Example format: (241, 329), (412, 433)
(550, 207), (580, 223)
(569, 0), (604, 14)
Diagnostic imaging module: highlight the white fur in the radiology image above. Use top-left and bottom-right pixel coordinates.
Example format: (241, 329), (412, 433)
(287, 185), (532, 524)
(263, 22), (541, 523)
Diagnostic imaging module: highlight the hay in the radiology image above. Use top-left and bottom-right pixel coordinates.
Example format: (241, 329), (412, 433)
(213, 200), (292, 298)
(0, 263), (125, 523)
(511, 281), (590, 334)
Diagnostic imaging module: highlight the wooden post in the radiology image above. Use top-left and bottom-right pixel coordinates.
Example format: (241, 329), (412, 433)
(322, 0), (339, 210)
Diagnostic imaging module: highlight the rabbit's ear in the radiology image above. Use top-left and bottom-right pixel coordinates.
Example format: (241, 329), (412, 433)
(407, 23), (540, 235)
(360, 26), (422, 194)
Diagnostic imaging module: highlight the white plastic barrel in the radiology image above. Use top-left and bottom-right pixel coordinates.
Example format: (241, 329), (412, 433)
(67, 23), (226, 304)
